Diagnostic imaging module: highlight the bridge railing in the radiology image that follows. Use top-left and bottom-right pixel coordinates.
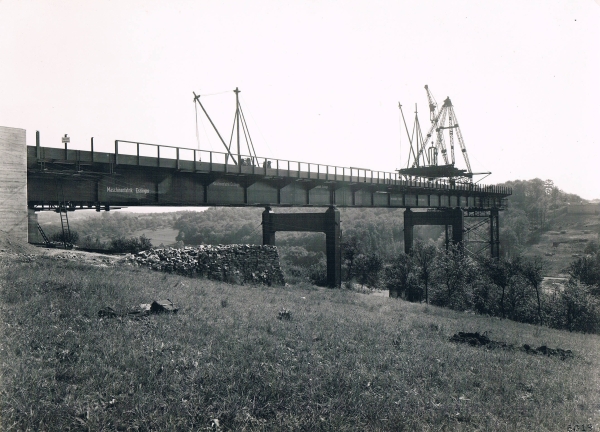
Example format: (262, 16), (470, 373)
(31, 138), (512, 196)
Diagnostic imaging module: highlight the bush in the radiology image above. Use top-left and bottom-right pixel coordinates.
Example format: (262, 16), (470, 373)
(79, 235), (108, 250)
(471, 280), (501, 316)
(50, 230), (79, 245)
(306, 259), (328, 287)
(109, 235), (153, 254)
(546, 281), (600, 333)
(568, 252), (600, 289)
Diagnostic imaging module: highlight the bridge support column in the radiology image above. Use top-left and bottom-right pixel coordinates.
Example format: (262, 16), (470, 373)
(262, 206), (341, 288)
(262, 207), (276, 246)
(325, 206), (342, 289)
(404, 207), (464, 254)
(452, 207), (464, 251)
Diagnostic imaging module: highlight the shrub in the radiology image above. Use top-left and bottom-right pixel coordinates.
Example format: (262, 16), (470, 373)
(568, 252), (600, 289)
(79, 235), (108, 250)
(50, 230), (79, 245)
(546, 281), (600, 333)
(109, 235), (153, 254)
(306, 259), (328, 287)
(471, 280), (501, 316)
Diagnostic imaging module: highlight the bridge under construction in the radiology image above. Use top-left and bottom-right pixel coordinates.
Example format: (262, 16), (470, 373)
(1, 86), (512, 287)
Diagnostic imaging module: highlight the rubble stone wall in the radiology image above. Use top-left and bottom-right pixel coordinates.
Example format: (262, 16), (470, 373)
(129, 244), (285, 286)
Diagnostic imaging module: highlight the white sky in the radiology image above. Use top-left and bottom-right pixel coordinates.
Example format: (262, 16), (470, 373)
(2, 0), (599, 201)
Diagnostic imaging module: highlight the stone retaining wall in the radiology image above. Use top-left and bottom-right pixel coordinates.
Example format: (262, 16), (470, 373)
(128, 244), (285, 286)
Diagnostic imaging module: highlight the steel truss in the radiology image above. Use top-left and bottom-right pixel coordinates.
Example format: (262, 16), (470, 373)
(463, 208), (500, 258)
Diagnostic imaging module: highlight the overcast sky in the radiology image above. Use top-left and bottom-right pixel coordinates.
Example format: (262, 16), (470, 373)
(2, 0), (599, 201)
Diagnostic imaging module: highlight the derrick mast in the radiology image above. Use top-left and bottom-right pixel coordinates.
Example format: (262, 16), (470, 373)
(398, 85), (482, 184)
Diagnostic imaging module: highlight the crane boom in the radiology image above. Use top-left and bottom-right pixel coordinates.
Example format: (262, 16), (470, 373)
(424, 84), (438, 124)
(403, 88), (474, 180)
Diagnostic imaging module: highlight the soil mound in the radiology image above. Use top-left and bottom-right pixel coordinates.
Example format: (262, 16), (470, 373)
(449, 332), (511, 349)
(450, 332), (574, 360)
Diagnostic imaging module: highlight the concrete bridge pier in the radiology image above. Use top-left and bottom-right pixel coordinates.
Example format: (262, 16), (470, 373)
(262, 206), (341, 288)
(0, 126), (28, 243)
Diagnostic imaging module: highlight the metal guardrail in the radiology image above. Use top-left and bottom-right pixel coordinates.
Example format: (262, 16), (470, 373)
(31, 139), (513, 196)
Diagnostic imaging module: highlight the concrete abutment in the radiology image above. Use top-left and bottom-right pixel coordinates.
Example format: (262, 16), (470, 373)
(0, 126), (28, 243)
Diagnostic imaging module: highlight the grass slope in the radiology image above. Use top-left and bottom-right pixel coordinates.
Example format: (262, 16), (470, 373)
(1, 255), (599, 431)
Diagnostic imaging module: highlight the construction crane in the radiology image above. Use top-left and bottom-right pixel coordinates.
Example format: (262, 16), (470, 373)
(399, 85), (483, 182)
(424, 84), (438, 124)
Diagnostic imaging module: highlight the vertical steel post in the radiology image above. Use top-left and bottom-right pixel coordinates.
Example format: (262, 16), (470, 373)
(262, 206), (275, 246)
(325, 206), (342, 288)
(452, 207), (464, 250)
(36, 130), (40, 159)
(234, 87), (241, 174)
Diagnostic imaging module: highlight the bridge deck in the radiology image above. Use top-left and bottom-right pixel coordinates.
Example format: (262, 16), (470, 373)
(27, 142), (511, 210)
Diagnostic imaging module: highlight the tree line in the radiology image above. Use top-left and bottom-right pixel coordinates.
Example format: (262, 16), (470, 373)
(340, 239), (600, 334)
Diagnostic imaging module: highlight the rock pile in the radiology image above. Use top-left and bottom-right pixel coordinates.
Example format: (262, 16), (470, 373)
(127, 244), (285, 286)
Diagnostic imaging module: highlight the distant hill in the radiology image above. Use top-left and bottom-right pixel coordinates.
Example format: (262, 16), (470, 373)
(498, 178), (599, 276)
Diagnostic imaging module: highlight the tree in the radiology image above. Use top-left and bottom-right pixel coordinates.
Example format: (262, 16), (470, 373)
(520, 257), (544, 325)
(550, 281), (600, 333)
(478, 256), (512, 317)
(432, 244), (476, 309)
(568, 253), (600, 290)
(353, 253), (383, 289)
(412, 241), (437, 304)
(384, 252), (415, 299)
(342, 236), (360, 281)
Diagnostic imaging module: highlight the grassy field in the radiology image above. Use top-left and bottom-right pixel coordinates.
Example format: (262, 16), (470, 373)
(1, 253), (600, 431)
(129, 228), (180, 247)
